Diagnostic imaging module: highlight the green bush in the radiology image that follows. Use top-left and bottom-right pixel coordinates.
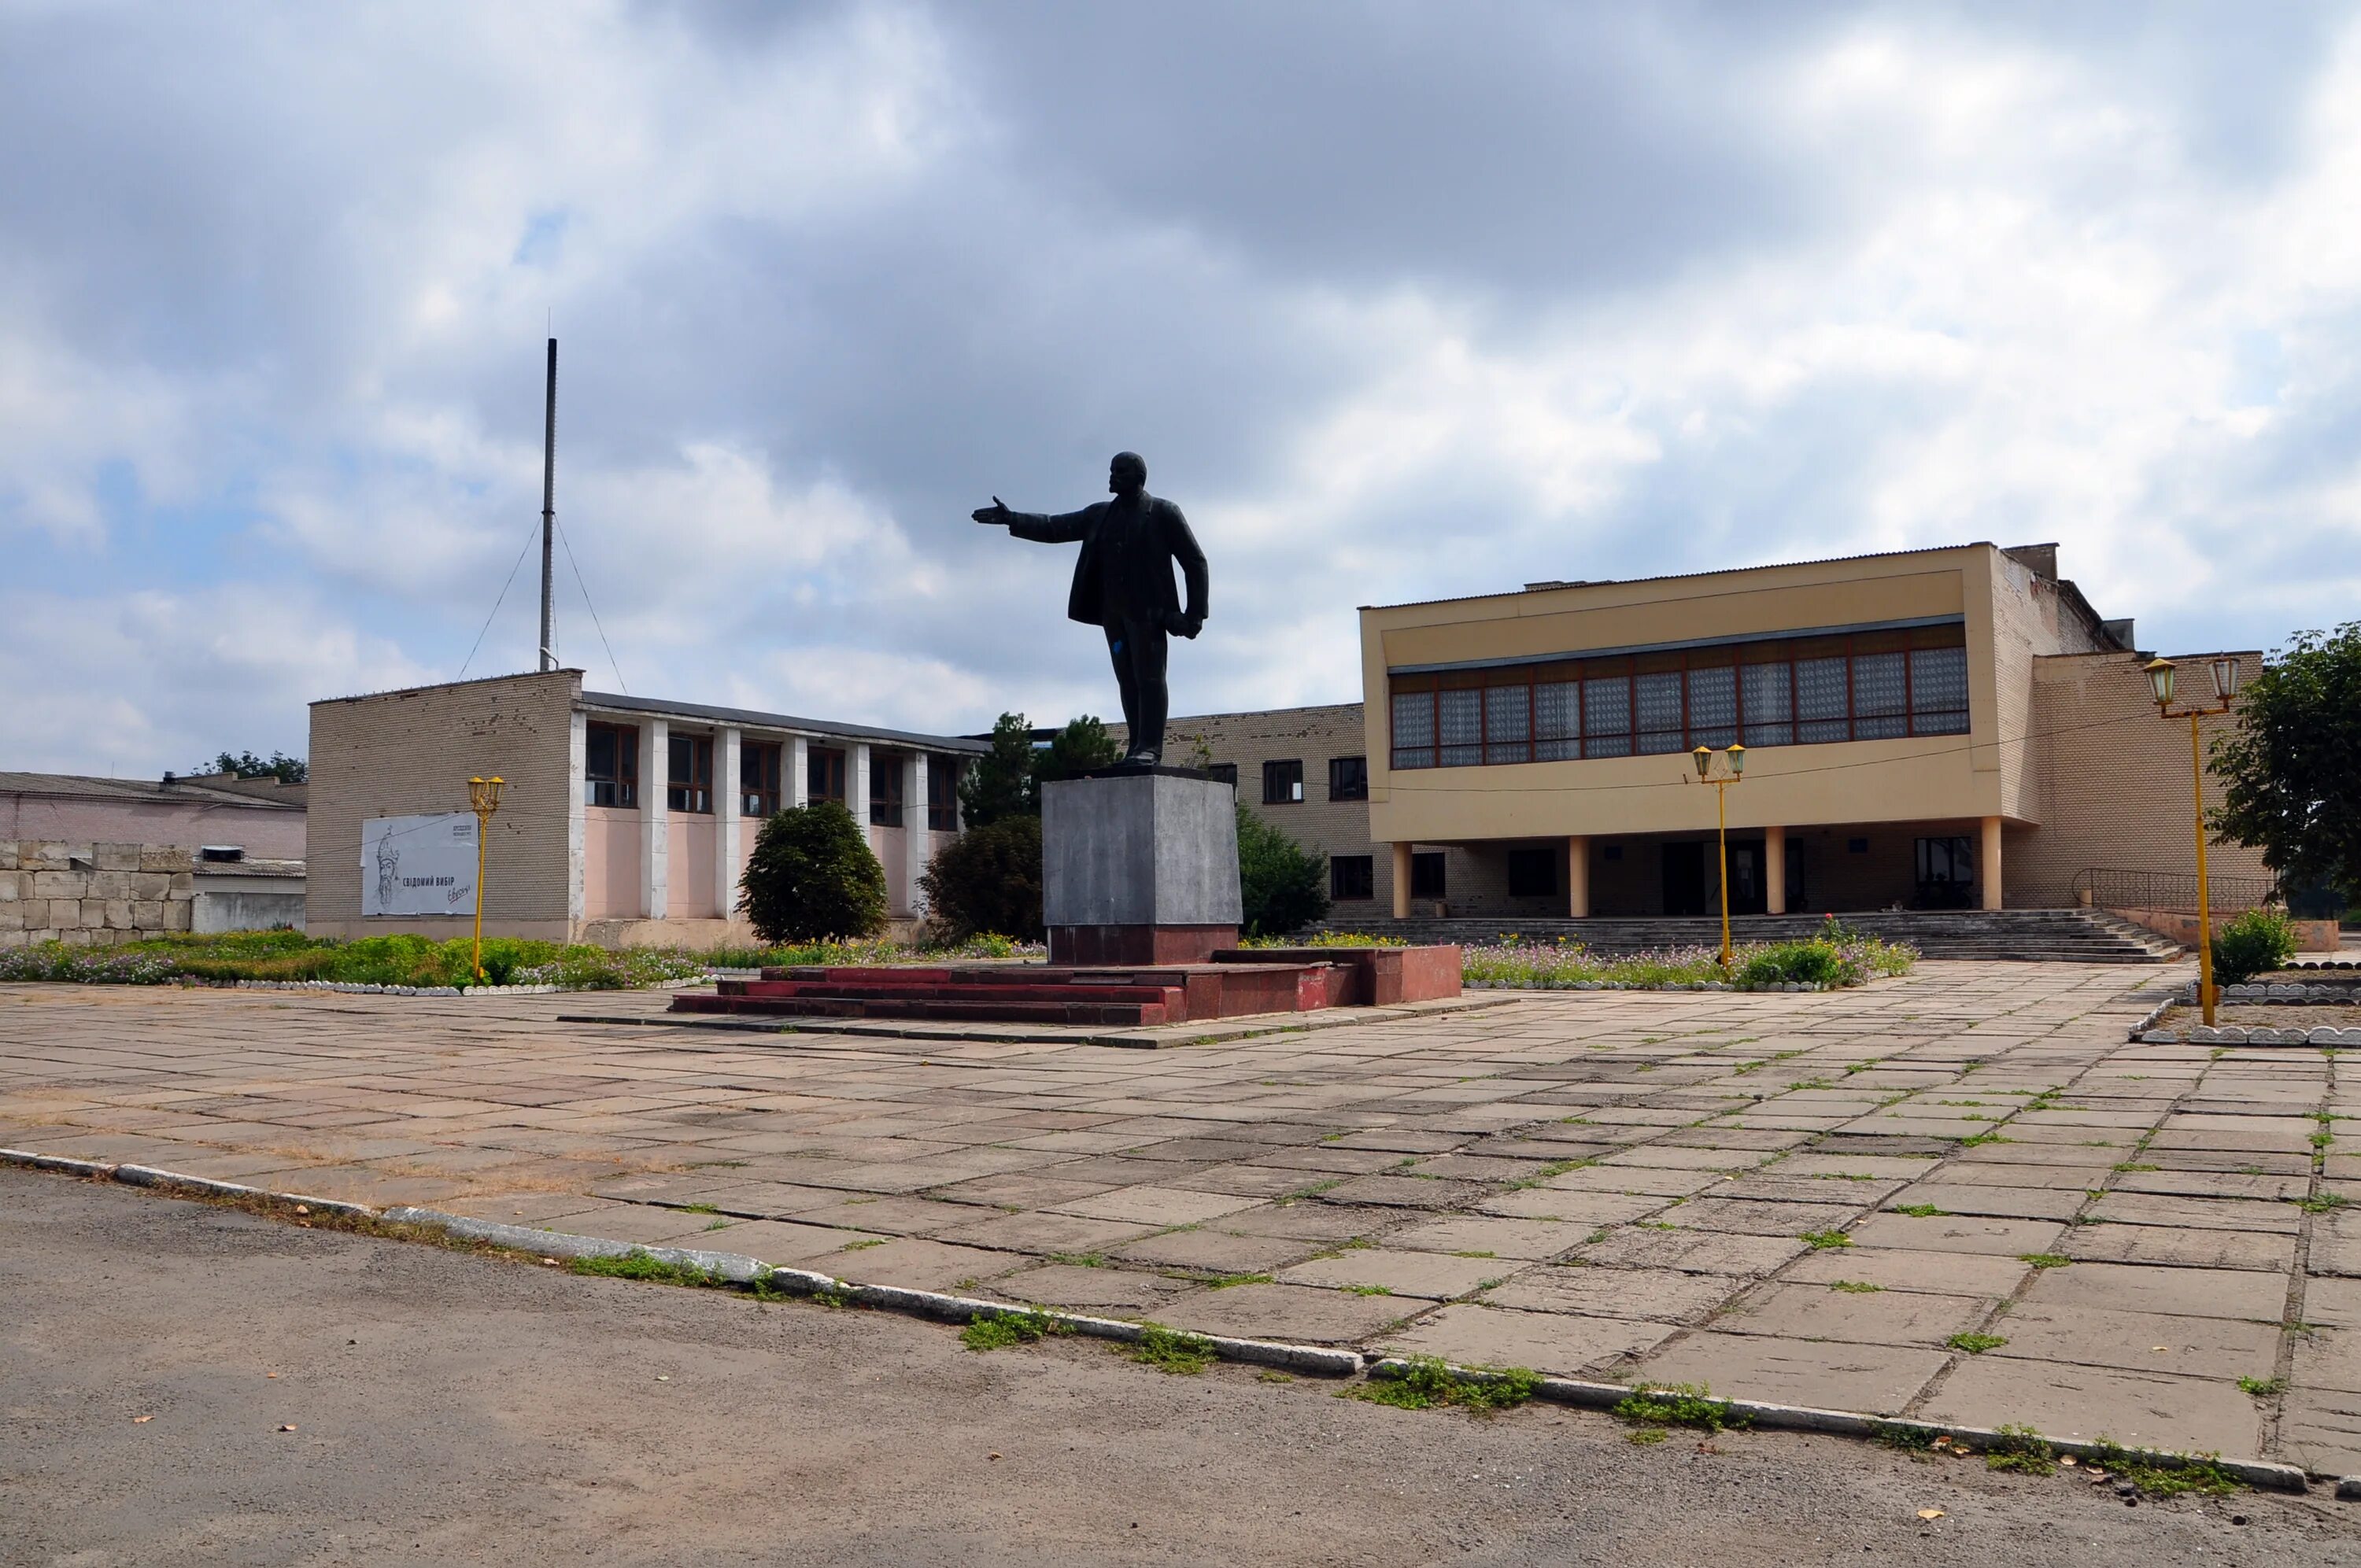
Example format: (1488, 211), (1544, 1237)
(1735, 939), (1845, 988)
(1236, 804), (1329, 939)
(738, 801), (889, 943)
(918, 814), (1044, 943)
(2213, 906), (2299, 984)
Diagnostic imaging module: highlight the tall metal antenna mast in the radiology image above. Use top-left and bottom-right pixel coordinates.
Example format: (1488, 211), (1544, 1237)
(538, 337), (558, 672)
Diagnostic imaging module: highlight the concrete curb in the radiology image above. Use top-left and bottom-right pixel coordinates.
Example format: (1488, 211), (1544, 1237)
(0, 1149), (2322, 1489)
(1365, 1357), (2309, 1492)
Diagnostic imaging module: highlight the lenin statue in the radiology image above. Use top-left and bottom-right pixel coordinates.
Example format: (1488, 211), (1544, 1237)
(974, 452), (1209, 767)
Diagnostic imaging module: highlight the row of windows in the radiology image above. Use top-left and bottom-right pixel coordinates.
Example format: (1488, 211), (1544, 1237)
(1205, 756), (1369, 804)
(1324, 836), (1979, 903)
(585, 723), (960, 829)
(1388, 624), (1971, 770)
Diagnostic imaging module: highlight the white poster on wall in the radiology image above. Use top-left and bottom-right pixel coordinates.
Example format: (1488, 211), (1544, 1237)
(361, 814), (478, 917)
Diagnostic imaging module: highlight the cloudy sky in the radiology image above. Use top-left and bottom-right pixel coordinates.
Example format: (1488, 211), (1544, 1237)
(5, 2), (2357, 776)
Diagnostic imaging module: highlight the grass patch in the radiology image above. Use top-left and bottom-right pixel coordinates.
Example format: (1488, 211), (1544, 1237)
(1800, 1230), (1853, 1250)
(568, 1249), (726, 1288)
(1946, 1332), (2008, 1354)
(1612, 1382), (1749, 1433)
(1984, 1423), (2056, 1476)
(2296, 1193), (2351, 1214)
(1349, 1356), (1541, 1414)
(1871, 1422), (1937, 1452)
(1131, 1324), (1218, 1375)
(2018, 1253), (2072, 1269)
(1626, 1427), (1668, 1446)
(1203, 1272), (1273, 1290)
(1828, 1279), (1884, 1293)
(2089, 1440), (2242, 1497)
(1342, 1284), (1395, 1297)
(1045, 1251), (1106, 1267)
(960, 1310), (1071, 1352)
(1887, 1204), (1947, 1218)
(2238, 1374), (2288, 1399)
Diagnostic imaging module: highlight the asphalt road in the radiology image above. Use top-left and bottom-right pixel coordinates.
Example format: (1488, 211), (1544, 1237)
(6, 1169), (2359, 1567)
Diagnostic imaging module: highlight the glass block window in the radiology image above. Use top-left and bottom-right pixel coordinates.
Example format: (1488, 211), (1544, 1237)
(1635, 670), (1685, 754)
(1796, 655), (1849, 744)
(1534, 681), (1580, 761)
(1685, 663), (1737, 750)
(1851, 650), (1907, 740)
(1582, 676), (1631, 758)
(1909, 645), (1969, 734)
(1391, 692), (1435, 771)
(1439, 688), (1483, 767)
(1483, 684), (1531, 766)
(1742, 661), (1792, 748)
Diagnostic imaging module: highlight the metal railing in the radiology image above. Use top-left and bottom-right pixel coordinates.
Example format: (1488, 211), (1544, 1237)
(2072, 866), (2279, 914)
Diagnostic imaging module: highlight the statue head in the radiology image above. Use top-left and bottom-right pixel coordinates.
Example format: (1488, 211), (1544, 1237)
(1107, 451), (1147, 497)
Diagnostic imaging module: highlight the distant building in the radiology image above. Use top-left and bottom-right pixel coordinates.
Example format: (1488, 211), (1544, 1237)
(306, 669), (987, 946)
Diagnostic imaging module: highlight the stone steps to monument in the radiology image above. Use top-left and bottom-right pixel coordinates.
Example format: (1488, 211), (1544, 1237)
(1334, 909), (2177, 964)
(719, 978), (1190, 1009)
(678, 960), (1343, 1026)
(674, 991), (1171, 1027)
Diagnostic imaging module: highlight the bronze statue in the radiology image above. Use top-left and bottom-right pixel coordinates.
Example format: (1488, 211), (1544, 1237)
(974, 452), (1209, 767)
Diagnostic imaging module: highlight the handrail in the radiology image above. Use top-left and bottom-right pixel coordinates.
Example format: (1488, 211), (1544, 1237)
(2071, 866), (2278, 914)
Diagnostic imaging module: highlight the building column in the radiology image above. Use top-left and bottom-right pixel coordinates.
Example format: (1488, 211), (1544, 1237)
(1979, 815), (2004, 911)
(566, 709), (587, 933)
(907, 752), (931, 915)
(1391, 842), (1413, 920)
(1764, 825), (1786, 916)
(852, 743), (872, 837)
(788, 736), (810, 809)
(640, 719), (668, 921)
(1566, 836), (1591, 919)
(715, 726), (741, 921)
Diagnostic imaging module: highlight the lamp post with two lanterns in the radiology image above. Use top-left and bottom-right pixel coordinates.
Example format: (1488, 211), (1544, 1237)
(1687, 743), (1746, 971)
(2143, 655), (2241, 1028)
(467, 775), (505, 985)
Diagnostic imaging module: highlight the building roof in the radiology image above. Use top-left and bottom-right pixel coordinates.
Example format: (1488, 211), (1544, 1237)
(0, 772), (306, 811)
(582, 693), (992, 754)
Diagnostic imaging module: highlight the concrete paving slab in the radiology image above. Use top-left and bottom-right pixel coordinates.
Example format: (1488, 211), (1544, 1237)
(1576, 1228), (1808, 1276)
(2019, 1260), (2289, 1322)
(1278, 1249), (1503, 1301)
(1381, 1303), (1672, 1373)
(1779, 1246), (2034, 1297)
(1920, 1357), (2264, 1454)
(2064, 1224), (2298, 1272)
(1990, 1302), (2282, 1380)
(1385, 1215), (1583, 1260)
(1846, 1212), (2067, 1256)
(1629, 1331), (1946, 1415)
(1479, 1264), (1738, 1323)
(1713, 1282), (1994, 1347)
(1158, 1282), (1413, 1344)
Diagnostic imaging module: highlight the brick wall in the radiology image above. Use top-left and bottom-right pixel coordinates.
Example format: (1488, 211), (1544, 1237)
(2015, 650), (2270, 909)
(307, 670), (579, 939)
(0, 840), (195, 948)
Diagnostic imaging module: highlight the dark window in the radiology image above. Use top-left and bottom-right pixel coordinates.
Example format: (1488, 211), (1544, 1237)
(1411, 851), (1447, 899)
(1916, 835), (1975, 909)
(1263, 759), (1304, 805)
(1847, 836), (1870, 854)
(741, 742), (781, 818)
(586, 722), (638, 808)
(1385, 620), (1974, 767)
(1207, 762), (1238, 791)
(1328, 756), (1369, 801)
(1330, 854), (1374, 900)
(667, 733), (713, 814)
(927, 758), (959, 832)
(870, 755), (904, 828)
(808, 747), (846, 805)
(1507, 847), (1557, 898)
(1602, 843), (1624, 862)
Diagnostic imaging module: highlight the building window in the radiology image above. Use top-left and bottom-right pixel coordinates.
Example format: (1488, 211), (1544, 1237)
(1263, 759), (1304, 804)
(1328, 756), (1369, 801)
(870, 755), (904, 828)
(1410, 851), (1447, 899)
(808, 746), (846, 804)
(667, 733), (713, 814)
(1207, 762), (1238, 791)
(1916, 835), (1975, 908)
(1386, 620), (1971, 768)
(741, 741), (782, 818)
(1507, 847), (1557, 898)
(1330, 854), (1374, 900)
(927, 758), (959, 831)
(586, 722), (638, 808)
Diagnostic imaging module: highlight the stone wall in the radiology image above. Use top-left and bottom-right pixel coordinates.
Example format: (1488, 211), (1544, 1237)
(0, 840), (196, 948)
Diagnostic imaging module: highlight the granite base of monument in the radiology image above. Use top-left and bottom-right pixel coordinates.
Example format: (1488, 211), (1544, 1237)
(1040, 769), (1241, 968)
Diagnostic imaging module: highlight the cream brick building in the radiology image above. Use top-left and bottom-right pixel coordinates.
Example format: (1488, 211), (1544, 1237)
(308, 670), (985, 945)
(1175, 543), (2268, 922)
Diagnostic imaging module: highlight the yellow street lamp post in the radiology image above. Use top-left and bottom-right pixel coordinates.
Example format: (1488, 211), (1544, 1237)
(467, 775), (505, 984)
(2144, 656), (2240, 1028)
(1687, 743), (1746, 969)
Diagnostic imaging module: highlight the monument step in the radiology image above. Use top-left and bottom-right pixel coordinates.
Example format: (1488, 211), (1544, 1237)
(672, 992), (1169, 1027)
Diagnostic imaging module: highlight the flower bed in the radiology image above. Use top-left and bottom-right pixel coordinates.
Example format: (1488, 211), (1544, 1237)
(1462, 931), (1916, 992)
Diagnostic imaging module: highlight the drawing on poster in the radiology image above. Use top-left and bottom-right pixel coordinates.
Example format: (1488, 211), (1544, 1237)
(360, 814), (478, 917)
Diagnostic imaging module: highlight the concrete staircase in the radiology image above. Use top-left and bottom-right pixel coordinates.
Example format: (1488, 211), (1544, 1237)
(1328, 908), (2182, 964)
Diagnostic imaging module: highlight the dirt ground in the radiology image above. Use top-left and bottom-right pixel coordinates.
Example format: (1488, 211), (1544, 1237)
(6, 1171), (2360, 1566)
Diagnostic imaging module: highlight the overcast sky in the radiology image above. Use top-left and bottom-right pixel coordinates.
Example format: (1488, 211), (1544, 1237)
(5, 2), (2357, 776)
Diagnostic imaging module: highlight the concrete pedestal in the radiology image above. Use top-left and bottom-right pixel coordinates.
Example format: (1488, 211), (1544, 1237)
(1041, 770), (1242, 966)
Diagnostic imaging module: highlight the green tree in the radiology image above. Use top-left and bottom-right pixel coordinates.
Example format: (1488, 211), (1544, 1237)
(2212, 622), (2361, 902)
(737, 801), (887, 943)
(1033, 715), (1121, 789)
(959, 712), (1037, 827)
(919, 814), (1044, 942)
(198, 750), (307, 783)
(1236, 803), (1329, 939)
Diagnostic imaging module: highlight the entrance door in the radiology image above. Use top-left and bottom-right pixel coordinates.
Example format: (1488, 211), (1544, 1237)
(1728, 842), (1767, 916)
(1661, 842), (1707, 916)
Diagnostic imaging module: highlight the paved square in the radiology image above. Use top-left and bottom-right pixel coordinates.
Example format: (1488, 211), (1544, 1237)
(4, 959), (2354, 1469)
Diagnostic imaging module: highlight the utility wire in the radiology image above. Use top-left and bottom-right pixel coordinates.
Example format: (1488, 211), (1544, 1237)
(556, 517), (628, 695)
(456, 517), (544, 681)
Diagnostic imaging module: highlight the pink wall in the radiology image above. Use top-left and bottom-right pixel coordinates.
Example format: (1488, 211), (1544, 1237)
(583, 806), (640, 919)
(670, 817), (719, 918)
(0, 795), (305, 859)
